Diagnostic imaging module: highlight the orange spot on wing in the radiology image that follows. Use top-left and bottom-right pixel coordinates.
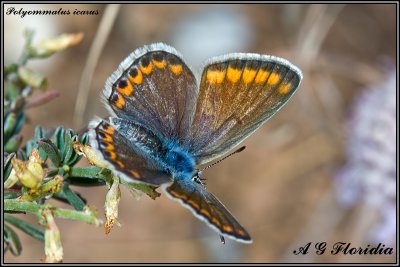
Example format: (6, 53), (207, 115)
(140, 62), (153, 75)
(227, 66), (242, 83)
(255, 69), (269, 84)
(278, 83), (291, 94)
(212, 217), (222, 227)
(200, 209), (211, 218)
(206, 69), (226, 84)
(107, 151), (117, 160)
(104, 126), (115, 135)
(153, 59), (166, 69)
(169, 64), (183, 75)
(129, 69), (143, 85)
(170, 190), (187, 200)
(114, 94), (125, 109)
(267, 72), (280, 86)
(223, 225), (233, 232)
(100, 133), (113, 143)
(242, 67), (257, 84)
(117, 81), (133, 96)
(187, 199), (200, 209)
(101, 141), (115, 151)
(130, 170), (141, 179)
(115, 160), (125, 168)
(236, 229), (246, 236)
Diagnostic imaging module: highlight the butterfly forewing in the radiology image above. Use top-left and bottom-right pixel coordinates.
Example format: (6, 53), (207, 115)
(104, 43), (198, 140)
(185, 55), (302, 164)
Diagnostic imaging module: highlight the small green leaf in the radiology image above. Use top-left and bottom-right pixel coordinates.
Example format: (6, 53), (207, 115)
(65, 136), (82, 166)
(5, 80), (19, 101)
(5, 214), (45, 242)
(5, 134), (23, 153)
(62, 134), (74, 165)
(38, 139), (61, 166)
(4, 113), (17, 141)
(54, 126), (65, 155)
(17, 149), (28, 161)
(25, 126), (45, 155)
(4, 152), (16, 180)
(13, 112), (26, 136)
(79, 133), (89, 145)
(62, 184), (85, 211)
(67, 177), (105, 187)
(69, 166), (103, 178)
(4, 224), (22, 256)
(4, 191), (21, 199)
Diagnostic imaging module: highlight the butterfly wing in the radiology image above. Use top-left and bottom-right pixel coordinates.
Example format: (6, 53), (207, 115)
(164, 179), (252, 243)
(184, 54), (302, 164)
(89, 118), (172, 186)
(103, 43), (198, 139)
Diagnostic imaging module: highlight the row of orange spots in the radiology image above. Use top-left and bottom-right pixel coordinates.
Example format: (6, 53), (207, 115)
(98, 125), (126, 169)
(206, 64), (283, 86)
(113, 55), (184, 109)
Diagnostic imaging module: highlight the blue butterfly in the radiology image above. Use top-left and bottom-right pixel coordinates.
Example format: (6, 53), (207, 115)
(89, 43), (302, 243)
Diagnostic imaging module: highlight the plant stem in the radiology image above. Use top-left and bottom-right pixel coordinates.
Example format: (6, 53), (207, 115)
(4, 199), (101, 226)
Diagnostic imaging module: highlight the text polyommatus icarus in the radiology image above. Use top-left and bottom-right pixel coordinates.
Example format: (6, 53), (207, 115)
(89, 43), (302, 243)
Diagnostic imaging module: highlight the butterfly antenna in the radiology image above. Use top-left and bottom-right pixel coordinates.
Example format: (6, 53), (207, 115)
(201, 146), (246, 172)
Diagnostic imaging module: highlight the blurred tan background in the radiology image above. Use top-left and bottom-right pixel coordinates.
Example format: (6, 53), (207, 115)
(4, 3), (396, 263)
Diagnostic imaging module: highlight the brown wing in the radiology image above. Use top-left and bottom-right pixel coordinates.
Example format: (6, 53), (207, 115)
(183, 54), (302, 164)
(103, 43), (198, 140)
(164, 179), (252, 243)
(89, 118), (172, 186)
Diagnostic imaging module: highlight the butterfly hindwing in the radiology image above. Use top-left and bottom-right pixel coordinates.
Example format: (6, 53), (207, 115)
(184, 54), (302, 164)
(89, 118), (172, 186)
(103, 43), (198, 139)
(164, 179), (252, 243)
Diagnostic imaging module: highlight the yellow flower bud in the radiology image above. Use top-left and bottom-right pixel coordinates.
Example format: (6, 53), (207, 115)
(35, 32), (84, 57)
(11, 157), (44, 189)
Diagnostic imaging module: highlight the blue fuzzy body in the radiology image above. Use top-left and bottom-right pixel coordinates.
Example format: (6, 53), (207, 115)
(155, 139), (196, 181)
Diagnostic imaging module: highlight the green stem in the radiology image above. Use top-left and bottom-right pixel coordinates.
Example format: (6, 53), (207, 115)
(4, 199), (101, 226)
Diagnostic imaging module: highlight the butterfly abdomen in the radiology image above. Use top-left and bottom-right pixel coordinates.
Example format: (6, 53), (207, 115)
(162, 141), (196, 179)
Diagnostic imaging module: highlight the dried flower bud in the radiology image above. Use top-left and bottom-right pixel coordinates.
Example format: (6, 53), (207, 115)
(104, 177), (121, 234)
(43, 209), (63, 263)
(72, 141), (108, 168)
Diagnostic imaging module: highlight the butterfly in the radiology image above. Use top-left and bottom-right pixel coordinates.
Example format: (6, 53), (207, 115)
(89, 43), (302, 243)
